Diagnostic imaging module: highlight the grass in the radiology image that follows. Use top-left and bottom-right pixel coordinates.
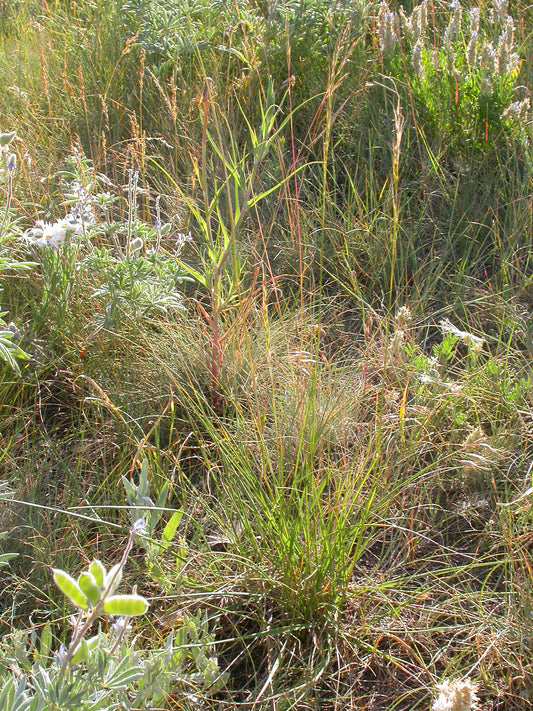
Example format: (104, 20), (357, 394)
(0, 0), (532, 708)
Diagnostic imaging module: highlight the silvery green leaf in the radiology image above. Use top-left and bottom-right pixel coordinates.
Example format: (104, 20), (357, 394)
(78, 571), (102, 605)
(104, 664), (145, 689)
(0, 131), (16, 146)
(70, 634), (100, 664)
(88, 560), (106, 588)
(0, 678), (23, 709)
(52, 569), (88, 609)
(103, 594), (149, 616)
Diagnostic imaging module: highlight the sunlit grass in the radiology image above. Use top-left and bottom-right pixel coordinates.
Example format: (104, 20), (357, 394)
(0, 0), (532, 707)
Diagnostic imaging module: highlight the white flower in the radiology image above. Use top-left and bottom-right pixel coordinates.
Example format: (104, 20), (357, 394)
(25, 217), (83, 249)
(469, 7), (480, 34)
(396, 305), (412, 329)
(389, 328), (406, 355)
(480, 42), (496, 74)
(432, 678), (479, 711)
(439, 319), (484, 356)
(492, 0), (508, 23)
(467, 32), (478, 67)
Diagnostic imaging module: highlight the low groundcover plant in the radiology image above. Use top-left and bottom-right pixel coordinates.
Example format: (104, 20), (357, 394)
(0, 520), (226, 711)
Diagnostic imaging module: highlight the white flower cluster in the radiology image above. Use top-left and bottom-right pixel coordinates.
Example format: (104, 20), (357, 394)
(24, 180), (96, 249)
(432, 678), (480, 711)
(377, 1), (399, 55)
(377, 0), (523, 106)
(396, 305), (412, 329)
(492, 0), (508, 23)
(399, 0), (428, 44)
(439, 318), (485, 357)
(24, 216), (84, 249)
(502, 97), (531, 123)
(464, 7), (519, 90)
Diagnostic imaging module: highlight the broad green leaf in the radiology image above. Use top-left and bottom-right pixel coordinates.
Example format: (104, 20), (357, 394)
(103, 594), (149, 616)
(71, 639), (87, 665)
(161, 510), (183, 548)
(78, 571), (102, 605)
(52, 569), (88, 609)
(89, 559), (106, 588)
